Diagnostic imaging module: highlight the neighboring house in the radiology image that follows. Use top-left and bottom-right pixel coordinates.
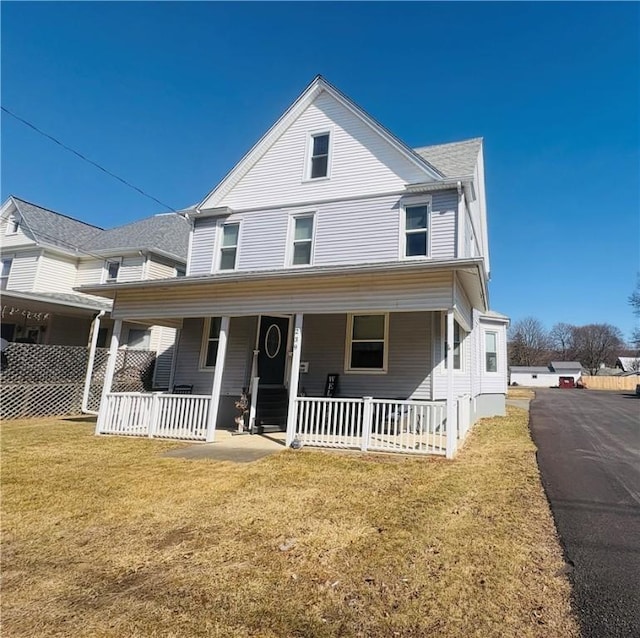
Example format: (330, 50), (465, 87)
(615, 356), (640, 373)
(510, 361), (583, 387)
(0, 197), (190, 389)
(82, 75), (510, 458)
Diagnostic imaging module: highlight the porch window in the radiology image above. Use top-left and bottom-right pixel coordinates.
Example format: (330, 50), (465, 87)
(104, 259), (121, 283)
(485, 331), (498, 372)
(200, 317), (222, 368)
(404, 204), (429, 257)
(126, 328), (151, 350)
(1, 257), (12, 290)
(444, 320), (463, 370)
(290, 214), (314, 266)
(308, 133), (330, 179)
(345, 313), (388, 373)
(219, 223), (239, 270)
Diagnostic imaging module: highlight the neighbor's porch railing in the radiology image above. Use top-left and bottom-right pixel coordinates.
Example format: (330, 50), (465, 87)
(293, 397), (448, 455)
(98, 392), (211, 440)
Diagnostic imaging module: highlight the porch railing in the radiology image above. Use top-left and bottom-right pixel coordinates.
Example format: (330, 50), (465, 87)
(293, 397), (448, 455)
(98, 392), (211, 440)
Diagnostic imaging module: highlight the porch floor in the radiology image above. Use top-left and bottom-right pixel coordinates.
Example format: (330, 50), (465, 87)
(162, 429), (286, 463)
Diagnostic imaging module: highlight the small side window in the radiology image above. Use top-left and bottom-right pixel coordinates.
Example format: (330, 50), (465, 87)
(5, 216), (19, 235)
(219, 223), (239, 271)
(290, 214), (314, 266)
(1, 257), (13, 290)
(485, 332), (498, 372)
(104, 259), (121, 283)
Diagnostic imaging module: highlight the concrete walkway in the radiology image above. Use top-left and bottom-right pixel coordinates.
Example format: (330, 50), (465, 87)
(506, 398), (531, 411)
(163, 429), (287, 463)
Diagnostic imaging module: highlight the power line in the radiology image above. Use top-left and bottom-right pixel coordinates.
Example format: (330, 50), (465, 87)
(1, 105), (177, 212)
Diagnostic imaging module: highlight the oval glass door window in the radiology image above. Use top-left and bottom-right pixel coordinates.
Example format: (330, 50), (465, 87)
(264, 324), (282, 359)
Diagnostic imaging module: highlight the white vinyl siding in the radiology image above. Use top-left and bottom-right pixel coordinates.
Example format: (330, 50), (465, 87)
(216, 90), (429, 210)
(4, 250), (40, 291)
(118, 256), (145, 282)
(430, 190), (458, 260)
(75, 259), (104, 287)
(0, 214), (36, 249)
(146, 257), (179, 279)
(237, 209), (288, 271)
(33, 254), (78, 293)
(189, 217), (217, 275)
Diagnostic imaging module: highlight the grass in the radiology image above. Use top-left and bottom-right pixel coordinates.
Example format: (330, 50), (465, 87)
(507, 387), (536, 400)
(1, 409), (577, 637)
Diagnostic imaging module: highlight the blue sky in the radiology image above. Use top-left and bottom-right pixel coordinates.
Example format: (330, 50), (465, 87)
(2, 2), (638, 339)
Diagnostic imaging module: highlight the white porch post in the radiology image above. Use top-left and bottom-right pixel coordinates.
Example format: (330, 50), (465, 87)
(445, 309), (457, 459)
(286, 313), (303, 447)
(95, 319), (122, 435)
(82, 310), (105, 415)
(205, 316), (230, 443)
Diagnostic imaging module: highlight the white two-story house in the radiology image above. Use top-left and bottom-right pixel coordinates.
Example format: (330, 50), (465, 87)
(82, 76), (509, 458)
(0, 197), (189, 389)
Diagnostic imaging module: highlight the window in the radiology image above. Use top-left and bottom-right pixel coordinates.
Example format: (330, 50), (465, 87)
(485, 332), (498, 372)
(126, 328), (151, 350)
(200, 317), (222, 368)
(104, 259), (121, 282)
(404, 204), (429, 257)
(309, 133), (330, 179)
(1, 258), (12, 290)
(532, 374), (538, 379)
(345, 314), (388, 373)
(175, 266), (186, 277)
(5, 216), (19, 235)
(290, 214), (314, 266)
(219, 223), (239, 270)
(444, 319), (464, 370)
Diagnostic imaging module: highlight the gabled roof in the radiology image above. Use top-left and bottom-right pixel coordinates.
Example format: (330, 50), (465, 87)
(616, 356), (640, 372)
(11, 197), (103, 251)
(550, 361), (583, 371)
(413, 138), (482, 178)
(510, 366), (553, 374)
(198, 75), (445, 210)
(83, 213), (190, 262)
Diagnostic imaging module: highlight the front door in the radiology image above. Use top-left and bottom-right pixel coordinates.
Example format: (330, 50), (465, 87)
(257, 316), (290, 386)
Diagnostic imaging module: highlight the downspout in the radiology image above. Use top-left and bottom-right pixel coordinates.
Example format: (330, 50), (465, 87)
(81, 310), (106, 414)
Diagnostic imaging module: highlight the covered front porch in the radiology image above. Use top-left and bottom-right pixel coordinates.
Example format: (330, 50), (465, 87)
(85, 261), (482, 458)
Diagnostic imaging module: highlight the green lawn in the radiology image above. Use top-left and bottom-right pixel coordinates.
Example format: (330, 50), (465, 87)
(1, 409), (577, 637)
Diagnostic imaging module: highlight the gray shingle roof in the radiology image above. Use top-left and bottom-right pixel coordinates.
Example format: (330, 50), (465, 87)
(413, 138), (482, 178)
(550, 361), (583, 371)
(3, 289), (111, 311)
(12, 198), (103, 251)
(83, 213), (190, 261)
(510, 366), (553, 374)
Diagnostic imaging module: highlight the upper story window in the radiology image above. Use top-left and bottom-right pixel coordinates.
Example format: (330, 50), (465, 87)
(403, 203), (430, 258)
(104, 258), (121, 283)
(200, 317), (221, 369)
(218, 222), (239, 270)
(444, 319), (464, 370)
(5, 216), (20, 235)
(485, 331), (498, 372)
(308, 132), (330, 179)
(1, 257), (13, 290)
(290, 214), (315, 266)
(345, 313), (388, 374)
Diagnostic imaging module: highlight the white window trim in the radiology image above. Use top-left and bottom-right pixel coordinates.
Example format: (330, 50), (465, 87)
(484, 330), (500, 374)
(399, 196), (432, 260)
(0, 255), (13, 288)
(440, 314), (466, 374)
(199, 317), (221, 370)
(214, 219), (242, 272)
(302, 128), (333, 182)
(344, 312), (389, 375)
(285, 212), (316, 267)
(102, 257), (122, 283)
(5, 216), (19, 236)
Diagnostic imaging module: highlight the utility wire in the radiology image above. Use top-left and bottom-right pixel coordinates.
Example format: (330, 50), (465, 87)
(1, 105), (177, 212)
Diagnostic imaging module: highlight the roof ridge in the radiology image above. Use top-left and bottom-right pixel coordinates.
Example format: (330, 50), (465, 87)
(413, 137), (483, 152)
(12, 196), (104, 230)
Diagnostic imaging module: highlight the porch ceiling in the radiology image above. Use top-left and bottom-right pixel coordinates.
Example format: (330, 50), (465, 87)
(79, 259), (486, 321)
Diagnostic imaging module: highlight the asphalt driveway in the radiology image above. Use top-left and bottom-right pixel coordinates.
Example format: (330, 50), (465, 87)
(529, 389), (640, 638)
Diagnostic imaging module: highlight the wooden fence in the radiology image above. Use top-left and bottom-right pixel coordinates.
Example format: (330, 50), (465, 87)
(582, 376), (640, 391)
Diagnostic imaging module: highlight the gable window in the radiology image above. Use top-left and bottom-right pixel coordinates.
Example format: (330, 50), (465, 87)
(345, 313), (388, 373)
(1, 257), (12, 290)
(403, 204), (429, 257)
(309, 133), (330, 179)
(485, 332), (498, 372)
(104, 259), (121, 283)
(200, 317), (222, 368)
(219, 223), (239, 270)
(444, 319), (464, 370)
(5, 216), (19, 235)
(290, 214), (314, 266)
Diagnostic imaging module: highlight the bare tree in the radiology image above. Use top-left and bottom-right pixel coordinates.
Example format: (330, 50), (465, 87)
(549, 322), (575, 360)
(629, 277), (640, 349)
(572, 323), (624, 375)
(508, 317), (550, 366)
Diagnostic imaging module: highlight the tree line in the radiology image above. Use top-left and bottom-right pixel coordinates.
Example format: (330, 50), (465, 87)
(508, 279), (640, 374)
